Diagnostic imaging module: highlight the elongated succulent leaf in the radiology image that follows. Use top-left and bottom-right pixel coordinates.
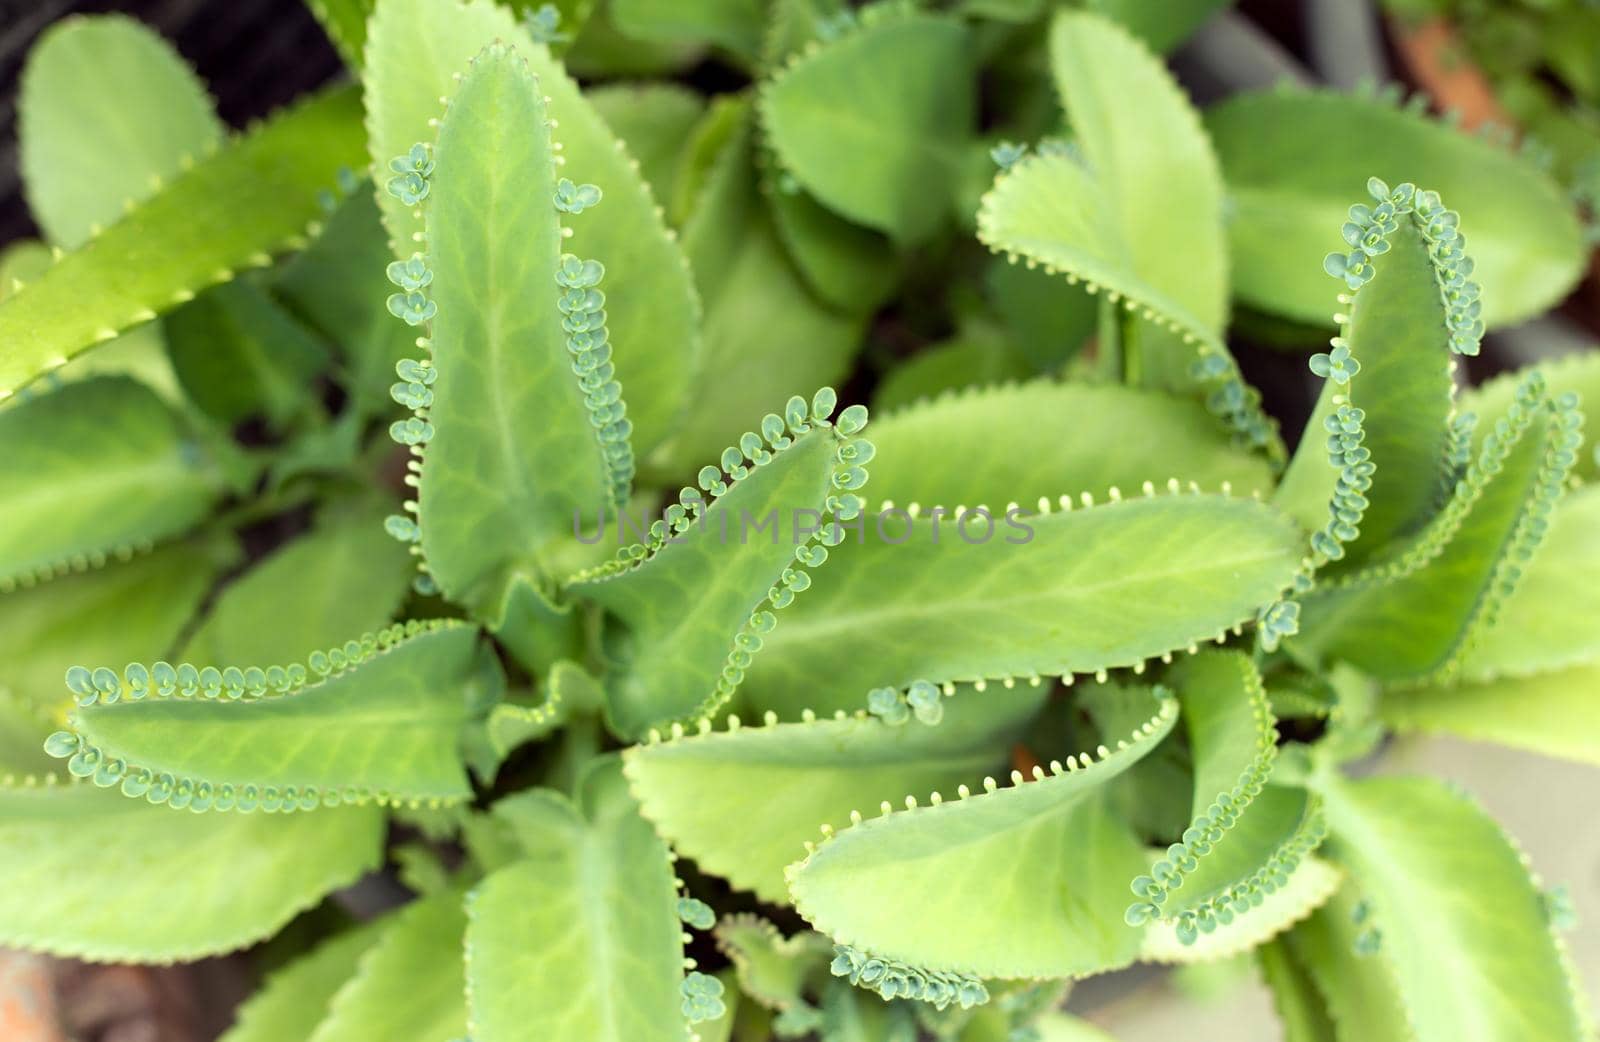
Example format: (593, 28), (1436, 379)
(0, 694), (59, 780)
(1207, 87), (1586, 329)
(1141, 857), (1342, 964)
(612, 0), (766, 65)
(364, 0), (698, 453)
(465, 762), (689, 1042)
(406, 44), (629, 613)
(48, 621), (494, 810)
(19, 14), (223, 249)
(1295, 375), (1582, 682)
(568, 392), (871, 736)
(788, 695), (1178, 980)
(742, 493), (1302, 717)
(1276, 181), (1478, 566)
(307, 889), (469, 1042)
(624, 683), (1047, 901)
(1462, 351), (1600, 484)
(0, 376), (228, 589)
(219, 922), (385, 1042)
(183, 500), (413, 667)
(0, 86), (364, 401)
(587, 83), (706, 199)
(0, 780), (382, 961)
(1259, 939), (1341, 1042)
(1278, 882), (1412, 1042)
(1381, 661), (1600, 767)
(1316, 773), (1589, 1042)
(760, 5), (973, 243)
(865, 381), (1274, 513)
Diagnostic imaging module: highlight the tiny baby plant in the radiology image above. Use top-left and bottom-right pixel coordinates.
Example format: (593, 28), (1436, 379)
(0, 2), (1597, 1041)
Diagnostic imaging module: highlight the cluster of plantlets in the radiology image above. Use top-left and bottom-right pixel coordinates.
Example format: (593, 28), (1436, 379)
(0, 1), (1597, 1041)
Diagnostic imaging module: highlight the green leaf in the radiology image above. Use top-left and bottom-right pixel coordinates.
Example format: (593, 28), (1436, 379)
(569, 397), (870, 736)
(1141, 856), (1342, 964)
(19, 14), (223, 248)
(0, 85), (364, 401)
(0, 779), (381, 961)
(410, 43), (628, 613)
(1274, 187), (1472, 567)
(465, 761), (689, 1042)
(787, 695), (1178, 979)
(0, 376), (229, 589)
(587, 83), (706, 202)
(164, 279), (330, 429)
(0, 535), (235, 717)
(1258, 938), (1340, 1042)
(306, 0), (374, 69)
(485, 658), (601, 762)
(219, 922), (385, 1042)
(713, 915), (832, 1014)
(612, 0), (766, 65)
(870, 330), (1032, 415)
(1380, 661), (1600, 767)
(864, 381), (1275, 511)
(664, 105), (862, 467)
(983, 258), (1096, 374)
(742, 493), (1302, 718)
(1461, 351), (1600, 485)
(1315, 773), (1590, 1042)
(1083, 0), (1231, 52)
(183, 500), (413, 667)
(1294, 376), (1582, 682)
(1034, 1012), (1122, 1042)
(760, 6), (973, 243)
(363, 0), (699, 454)
(1206, 87), (1587, 329)
(1278, 881), (1412, 1042)
(625, 682), (1046, 901)
(308, 889), (469, 1042)
(51, 620), (494, 810)
(763, 174), (900, 316)
(274, 188), (419, 415)
(0, 694), (59, 780)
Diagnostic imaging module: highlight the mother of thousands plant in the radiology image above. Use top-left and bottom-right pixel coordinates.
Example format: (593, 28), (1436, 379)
(0, 1), (1596, 1040)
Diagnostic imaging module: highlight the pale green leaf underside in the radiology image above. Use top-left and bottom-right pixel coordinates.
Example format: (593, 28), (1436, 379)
(742, 494), (1303, 718)
(466, 762), (687, 1042)
(1275, 221), (1456, 562)
(66, 622), (485, 807)
(0, 535), (234, 717)
(1462, 352), (1600, 485)
(183, 499), (413, 668)
(1318, 773), (1588, 1042)
(364, 0), (698, 454)
(1281, 882), (1413, 1042)
(866, 381), (1274, 510)
(760, 7), (972, 242)
(1381, 661), (1600, 767)
(1142, 856), (1341, 964)
(624, 683), (1047, 901)
(1295, 385), (1577, 681)
(1206, 87), (1586, 329)
(0, 781), (381, 961)
(309, 889), (469, 1042)
(0, 376), (226, 589)
(788, 697), (1178, 978)
(0, 86), (364, 400)
(219, 921), (385, 1042)
(572, 418), (856, 736)
(19, 14), (223, 249)
(419, 45), (613, 610)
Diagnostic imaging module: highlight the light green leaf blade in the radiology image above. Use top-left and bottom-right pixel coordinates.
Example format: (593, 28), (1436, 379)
(1295, 378), (1580, 682)
(865, 381), (1274, 511)
(612, 0), (765, 65)
(1206, 88), (1586, 330)
(1279, 881), (1412, 1042)
(870, 332), (1032, 416)
(713, 915), (831, 1014)
(1258, 938), (1340, 1042)
(363, 0), (699, 453)
(624, 683), (1047, 901)
(0, 376), (228, 589)
(55, 621), (491, 810)
(183, 499), (413, 667)
(0, 535), (235, 717)
(587, 83), (706, 201)
(0, 780), (382, 961)
(308, 889), (469, 1042)
(760, 6), (973, 243)
(1461, 351), (1600, 485)
(1380, 661), (1600, 767)
(0, 86), (364, 401)
(1142, 857), (1342, 965)
(465, 762), (689, 1042)
(788, 696), (1178, 979)
(743, 493), (1302, 718)
(219, 921), (385, 1042)
(1034, 1012), (1122, 1042)
(414, 43), (622, 613)
(1084, 0), (1230, 52)
(19, 14), (223, 248)
(0, 695), (58, 780)
(1316, 773), (1589, 1042)
(306, 0), (374, 69)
